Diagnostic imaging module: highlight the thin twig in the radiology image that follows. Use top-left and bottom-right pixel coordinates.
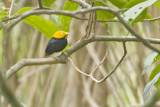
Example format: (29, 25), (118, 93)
(69, 0), (91, 8)
(38, 0), (43, 9)
(143, 16), (160, 22)
(68, 57), (90, 76)
(95, 42), (127, 83)
(9, 0), (15, 18)
(69, 42), (126, 83)
(90, 49), (108, 75)
(68, 50), (108, 83)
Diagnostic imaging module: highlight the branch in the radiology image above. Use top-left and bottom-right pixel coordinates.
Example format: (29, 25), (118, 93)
(0, 70), (24, 107)
(68, 50), (108, 83)
(68, 57), (90, 77)
(143, 16), (160, 22)
(9, 0), (15, 18)
(69, 42), (126, 83)
(115, 12), (160, 54)
(92, 42), (127, 83)
(6, 36), (160, 79)
(2, 6), (159, 53)
(38, 0), (43, 8)
(69, 0), (91, 8)
(6, 6), (120, 29)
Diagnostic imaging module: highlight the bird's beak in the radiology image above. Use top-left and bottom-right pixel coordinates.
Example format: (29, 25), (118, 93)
(66, 32), (69, 35)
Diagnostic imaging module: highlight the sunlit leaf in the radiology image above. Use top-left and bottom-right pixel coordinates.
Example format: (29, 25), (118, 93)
(153, 54), (160, 63)
(24, 16), (60, 39)
(123, 0), (147, 8)
(60, 1), (79, 32)
(123, 0), (158, 24)
(94, 1), (115, 20)
(0, 10), (8, 20)
(15, 7), (60, 39)
(15, 7), (33, 15)
(42, 0), (56, 7)
(149, 64), (160, 87)
(154, 1), (160, 9)
(108, 0), (127, 8)
(143, 72), (160, 99)
(142, 52), (158, 75)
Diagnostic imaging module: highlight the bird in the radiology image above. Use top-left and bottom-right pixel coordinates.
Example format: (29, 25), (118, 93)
(45, 31), (68, 56)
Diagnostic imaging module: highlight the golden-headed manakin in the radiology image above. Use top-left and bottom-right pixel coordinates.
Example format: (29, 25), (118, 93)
(45, 31), (68, 56)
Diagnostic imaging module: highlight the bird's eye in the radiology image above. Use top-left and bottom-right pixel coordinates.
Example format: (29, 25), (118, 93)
(61, 33), (63, 35)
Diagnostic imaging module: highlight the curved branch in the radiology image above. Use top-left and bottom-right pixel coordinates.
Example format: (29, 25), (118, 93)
(93, 42), (127, 83)
(6, 36), (160, 79)
(7, 6), (119, 29)
(0, 70), (24, 107)
(115, 13), (160, 53)
(2, 6), (159, 53)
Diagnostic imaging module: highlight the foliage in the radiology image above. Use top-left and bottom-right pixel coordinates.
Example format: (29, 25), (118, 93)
(15, 7), (60, 39)
(1, 0), (160, 106)
(0, 11), (8, 20)
(60, 1), (79, 32)
(142, 52), (158, 75)
(122, 0), (158, 24)
(42, 0), (56, 7)
(94, 1), (115, 20)
(143, 72), (160, 99)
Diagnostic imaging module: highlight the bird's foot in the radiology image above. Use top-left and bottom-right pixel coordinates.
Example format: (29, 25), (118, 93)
(61, 51), (68, 56)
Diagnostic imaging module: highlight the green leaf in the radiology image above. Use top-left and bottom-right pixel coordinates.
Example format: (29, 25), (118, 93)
(108, 0), (128, 8)
(94, 1), (115, 20)
(0, 11), (8, 15)
(143, 72), (160, 99)
(15, 7), (60, 39)
(146, 13), (153, 19)
(149, 64), (160, 87)
(123, 0), (158, 24)
(154, 1), (160, 9)
(142, 52), (158, 75)
(123, 0), (147, 8)
(23, 16), (60, 39)
(60, 1), (79, 32)
(42, 0), (56, 7)
(0, 10), (8, 20)
(153, 54), (160, 63)
(15, 7), (33, 15)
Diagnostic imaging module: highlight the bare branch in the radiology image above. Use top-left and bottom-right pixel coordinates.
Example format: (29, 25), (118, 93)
(90, 49), (108, 75)
(2, 6), (159, 54)
(6, 6), (119, 29)
(38, 0), (43, 9)
(68, 50), (108, 83)
(115, 12), (160, 54)
(68, 57), (90, 76)
(9, 0), (15, 18)
(6, 35), (160, 80)
(0, 70), (24, 107)
(69, 0), (91, 8)
(143, 16), (160, 22)
(94, 42), (127, 83)
(6, 57), (66, 79)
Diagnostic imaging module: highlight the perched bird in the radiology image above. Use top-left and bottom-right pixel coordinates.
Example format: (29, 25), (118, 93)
(45, 31), (68, 56)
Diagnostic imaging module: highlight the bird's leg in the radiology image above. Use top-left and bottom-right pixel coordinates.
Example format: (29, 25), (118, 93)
(53, 56), (59, 61)
(61, 51), (68, 57)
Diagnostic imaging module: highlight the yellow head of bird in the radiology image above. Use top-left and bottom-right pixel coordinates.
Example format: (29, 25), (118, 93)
(52, 31), (68, 39)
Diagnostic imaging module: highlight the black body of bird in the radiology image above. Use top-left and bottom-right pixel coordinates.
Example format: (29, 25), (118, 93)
(45, 37), (67, 56)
